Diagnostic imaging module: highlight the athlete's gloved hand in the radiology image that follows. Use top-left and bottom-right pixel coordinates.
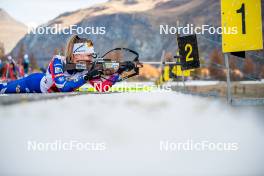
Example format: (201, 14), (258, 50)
(84, 69), (102, 81)
(117, 61), (135, 74)
(109, 74), (120, 83)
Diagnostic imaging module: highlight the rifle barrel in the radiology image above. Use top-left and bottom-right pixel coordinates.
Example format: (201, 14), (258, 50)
(141, 62), (181, 65)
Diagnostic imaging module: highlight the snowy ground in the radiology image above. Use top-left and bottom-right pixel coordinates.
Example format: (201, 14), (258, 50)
(0, 92), (264, 176)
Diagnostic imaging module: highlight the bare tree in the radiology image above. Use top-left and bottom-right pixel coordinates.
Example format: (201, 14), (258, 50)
(243, 58), (255, 80)
(17, 44), (25, 61)
(0, 42), (5, 58)
(29, 53), (39, 72)
(208, 49), (225, 80)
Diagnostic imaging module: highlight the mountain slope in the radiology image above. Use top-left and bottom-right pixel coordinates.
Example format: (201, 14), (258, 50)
(0, 9), (27, 54)
(11, 0), (264, 66)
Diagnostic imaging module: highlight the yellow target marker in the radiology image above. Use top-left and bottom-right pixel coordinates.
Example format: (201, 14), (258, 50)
(221, 0), (263, 52)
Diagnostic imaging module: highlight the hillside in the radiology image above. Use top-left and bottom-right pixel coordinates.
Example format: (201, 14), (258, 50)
(0, 9), (27, 54)
(10, 0), (264, 66)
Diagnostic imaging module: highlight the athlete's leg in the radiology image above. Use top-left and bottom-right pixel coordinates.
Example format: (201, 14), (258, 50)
(25, 73), (46, 93)
(0, 79), (26, 93)
(0, 73), (45, 93)
(0, 83), (5, 93)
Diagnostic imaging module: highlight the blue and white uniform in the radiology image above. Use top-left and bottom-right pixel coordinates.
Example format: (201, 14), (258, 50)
(41, 55), (88, 93)
(0, 55), (88, 93)
(0, 55), (120, 94)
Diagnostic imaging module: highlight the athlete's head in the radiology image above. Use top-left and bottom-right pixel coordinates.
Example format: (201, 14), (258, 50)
(65, 35), (94, 64)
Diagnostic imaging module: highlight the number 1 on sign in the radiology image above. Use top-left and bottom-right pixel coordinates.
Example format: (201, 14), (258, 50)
(221, 0), (263, 52)
(236, 3), (246, 34)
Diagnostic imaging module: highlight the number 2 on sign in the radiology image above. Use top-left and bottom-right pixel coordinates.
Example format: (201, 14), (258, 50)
(185, 44), (194, 62)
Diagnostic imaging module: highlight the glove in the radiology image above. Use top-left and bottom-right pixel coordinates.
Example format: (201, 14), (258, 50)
(109, 74), (120, 83)
(84, 69), (102, 81)
(117, 61), (135, 74)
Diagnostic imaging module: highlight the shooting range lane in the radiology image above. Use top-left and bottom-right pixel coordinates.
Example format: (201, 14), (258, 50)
(0, 93), (81, 105)
(0, 92), (263, 175)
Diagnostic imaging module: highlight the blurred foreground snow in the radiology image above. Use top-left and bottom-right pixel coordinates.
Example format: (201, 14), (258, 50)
(0, 92), (264, 175)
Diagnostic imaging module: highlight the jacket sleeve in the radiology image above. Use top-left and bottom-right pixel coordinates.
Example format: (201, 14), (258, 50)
(89, 74), (120, 92)
(50, 57), (86, 92)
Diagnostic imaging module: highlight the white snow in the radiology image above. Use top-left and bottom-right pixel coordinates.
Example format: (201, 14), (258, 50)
(0, 92), (264, 175)
(79, 81), (156, 89)
(239, 79), (264, 85)
(165, 80), (220, 86)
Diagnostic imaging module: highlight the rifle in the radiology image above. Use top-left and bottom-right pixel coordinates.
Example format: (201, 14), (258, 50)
(65, 48), (143, 81)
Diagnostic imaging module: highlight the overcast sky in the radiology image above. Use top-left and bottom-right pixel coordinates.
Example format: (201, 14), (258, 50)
(0, 0), (108, 26)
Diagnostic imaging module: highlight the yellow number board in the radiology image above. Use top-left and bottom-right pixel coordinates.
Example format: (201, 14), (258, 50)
(178, 35), (200, 70)
(221, 0), (263, 52)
